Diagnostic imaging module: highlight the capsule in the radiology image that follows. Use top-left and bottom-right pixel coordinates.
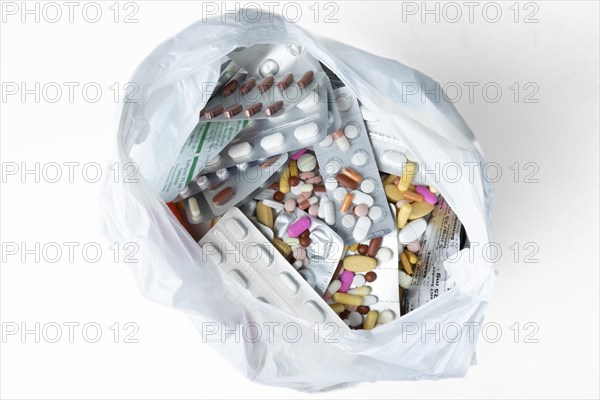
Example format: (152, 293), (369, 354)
(404, 249), (418, 264)
(221, 79), (238, 96)
(330, 303), (345, 314)
(340, 193), (353, 213)
(224, 103), (243, 118)
(279, 166), (291, 193)
(240, 78), (256, 95)
(205, 105), (224, 119)
(403, 190), (424, 202)
(256, 201), (274, 229)
(265, 100), (284, 116)
(348, 286), (371, 296)
(331, 129), (350, 151)
(297, 70), (314, 89)
(398, 162), (416, 191)
(341, 167), (363, 183)
(400, 252), (413, 275)
(289, 160), (298, 178)
(258, 75), (274, 92)
(333, 292), (363, 307)
(363, 310), (378, 330)
(397, 202), (413, 229)
(276, 73), (294, 90)
(243, 102), (263, 117)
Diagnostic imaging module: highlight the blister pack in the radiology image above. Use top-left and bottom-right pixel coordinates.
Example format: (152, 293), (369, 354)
(198, 207), (347, 329)
(313, 87), (395, 244)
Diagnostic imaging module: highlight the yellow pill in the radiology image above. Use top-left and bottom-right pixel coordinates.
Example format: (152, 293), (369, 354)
(409, 201), (434, 220)
(398, 162), (416, 191)
(348, 243), (359, 252)
(289, 160), (298, 178)
(330, 303), (345, 314)
(363, 310), (378, 330)
(348, 286), (372, 296)
(272, 238), (291, 258)
(385, 184), (406, 203)
(333, 292), (363, 307)
(279, 167), (291, 193)
(383, 174), (398, 185)
(404, 250), (418, 264)
(397, 202), (413, 229)
(400, 252), (413, 275)
(343, 255), (377, 272)
(256, 201), (274, 229)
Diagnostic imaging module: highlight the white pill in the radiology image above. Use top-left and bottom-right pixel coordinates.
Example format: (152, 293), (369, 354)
(320, 134), (334, 147)
(285, 238), (300, 248)
(324, 176), (338, 191)
(318, 197), (327, 219)
(333, 187), (347, 202)
(382, 150), (407, 169)
(378, 309), (396, 324)
(341, 214), (356, 228)
(351, 150), (368, 167)
(196, 175), (209, 190)
(293, 260), (303, 269)
(336, 96), (351, 111)
(228, 142), (252, 159)
(344, 124), (359, 139)
(294, 122), (320, 142)
(360, 179), (375, 194)
(261, 199), (284, 211)
(398, 270), (413, 289)
(362, 295), (378, 306)
(325, 160), (342, 175)
(353, 216), (371, 242)
(324, 200), (335, 225)
(368, 206), (384, 222)
(351, 191), (374, 207)
(297, 92), (321, 110)
(360, 105), (379, 122)
(377, 247), (393, 262)
(398, 218), (427, 244)
(308, 196), (319, 205)
(216, 168), (229, 180)
(327, 279), (341, 294)
(291, 182), (304, 195)
(260, 132), (284, 150)
(297, 154), (317, 172)
(188, 197), (201, 220)
(348, 311), (363, 327)
(352, 274), (366, 287)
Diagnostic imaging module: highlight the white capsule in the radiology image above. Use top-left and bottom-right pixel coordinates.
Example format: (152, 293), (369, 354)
(324, 200), (335, 225)
(353, 216), (371, 242)
(261, 199), (284, 211)
(362, 295), (378, 306)
(351, 191), (374, 207)
(294, 122), (320, 142)
(348, 286), (371, 295)
(381, 150), (407, 169)
(188, 197), (201, 221)
(228, 142), (252, 159)
(327, 279), (342, 294)
(398, 218), (427, 244)
(260, 132), (284, 150)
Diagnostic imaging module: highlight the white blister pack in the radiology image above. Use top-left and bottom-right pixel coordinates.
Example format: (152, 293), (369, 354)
(313, 87), (395, 244)
(198, 207), (347, 330)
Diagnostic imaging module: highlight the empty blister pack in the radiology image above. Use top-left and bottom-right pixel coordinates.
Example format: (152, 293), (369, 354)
(198, 207), (347, 329)
(313, 87), (395, 244)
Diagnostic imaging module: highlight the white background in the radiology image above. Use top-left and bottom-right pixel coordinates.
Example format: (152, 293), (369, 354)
(1, 1), (598, 398)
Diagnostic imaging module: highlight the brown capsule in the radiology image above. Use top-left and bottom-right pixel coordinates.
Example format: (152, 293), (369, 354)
(276, 73), (294, 90)
(300, 236), (311, 247)
(336, 174), (358, 190)
(212, 187), (234, 205)
(404, 190), (424, 202)
(243, 102), (263, 117)
(365, 271), (377, 282)
(367, 237), (383, 258)
(240, 78), (256, 95)
(357, 305), (370, 315)
(258, 75), (274, 92)
(288, 176), (300, 187)
(341, 167), (363, 183)
(259, 155), (280, 169)
(205, 105), (224, 119)
(313, 184), (326, 194)
(221, 79), (238, 96)
(298, 200), (310, 210)
(265, 100), (284, 116)
(297, 70), (314, 89)
(357, 244), (368, 255)
(224, 103), (243, 118)
(273, 191), (284, 202)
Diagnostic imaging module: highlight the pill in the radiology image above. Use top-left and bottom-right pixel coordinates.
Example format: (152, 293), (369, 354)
(397, 202), (413, 229)
(348, 311), (363, 327)
(213, 186), (234, 205)
(256, 201), (274, 229)
(405, 250), (418, 264)
(398, 162), (416, 191)
(365, 271), (377, 282)
(318, 197), (327, 218)
(279, 166), (290, 193)
(289, 176), (300, 187)
(409, 201), (435, 220)
(382, 174), (397, 185)
(353, 274), (366, 287)
(348, 243), (359, 252)
(290, 148), (308, 160)
(342, 319), (350, 326)
(377, 247), (393, 262)
(240, 77), (256, 95)
(360, 105), (378, 122)
(368, 206), (384, 222)
(296, 70), (314, 89)
(323, 199), (335, 225)
(297, 154), (317, 172)
(320, 134), (334, 147)
(415, 185), (438, 204)
(357, 244), (368, 255)
(293, 247), (307, 261)
(327, 280), (342, 295)
(385, 184), (405, 202)
(308, 204), (319, 216)
(404, 190), (424, 202)
(336, 95), (351, 111)
(221, 79), (238, 96)
(272, 238), (292, 258)
(331, 129), (350, 151)
(285, 238), (300, 247)
(330, 303), (345, 314)
(298, 172), (314, 180)
(196, 175), (209, 190)
(297, 92), (320, 110)
(363, 310), (378, 330)
(336, 174), (358, 190)
(348, 286), (371, 296)
(351, 191), (374, 207)
(399, 218), (427, 244)
(260, 132), (285, 150)
(407, 241), (421, 253)
(298, 200), (310, 210)
(325, 160), (342, 175)
(340, 193), (353, 213)
(291, 182), (304, 195)
(381, 150), (407, 168)
(339, 270), (355, 293)
(400, 252), (413, 275)
(284, 199), (296, 212)
(333, 187), (347, 202)
(216, 168), (229, 180)
(205, 105), (224, 119)
(224, 103), (243, 118)
(341, 167), (362, 183)
(353, 217), (371, 242)
(354, 204), (369, 218)
(306, 176), (323, 185)
(273, 191), (284, 202)
(294, 122), (320, 141)
(291, 259), (303, 269)
(188, 197), (201, 220)
(344, 123), (359, 139)
(333, 292), (363, 307)
(314, 184), (326, 194)
(261, 199), (284, 211)
(276, 72), (294, 90)
(362, 295), (378, 306)
(398, 270), (413, 289)
(357, 305), (370, 315)
(265, 100), (284, 116)
(298, 183), (312, 193)
(396, 200), (409, 208)
(367, 237), (382, 257)
(377, 309), (396, 325)
(360, 179), (375, 194)
(243, 102), (263, 117)
(228, 142), (252, 159)
(258, 75), (274, 92)
(288, 216), (311, 238)
(343, 255), (377, 272)
(352, 151), (368, 167)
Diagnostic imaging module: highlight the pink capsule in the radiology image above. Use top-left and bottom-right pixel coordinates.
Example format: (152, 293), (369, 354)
(290, 148), (308, 160)
(306, 176), (323, 185)
(299, 171), (316, 180)
(287, 217), (311, 238)
(339, 270), (355, 293)
(415, 185), (438, 204)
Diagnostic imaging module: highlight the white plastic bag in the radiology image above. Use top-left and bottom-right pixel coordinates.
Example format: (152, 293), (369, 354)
(101, 13), (495, 392)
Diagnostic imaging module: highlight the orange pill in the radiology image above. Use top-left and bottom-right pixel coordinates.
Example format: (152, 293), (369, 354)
(340, 193), (353, 213)
(403, 191), (424, 202)
(341, 167), (363, 183)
